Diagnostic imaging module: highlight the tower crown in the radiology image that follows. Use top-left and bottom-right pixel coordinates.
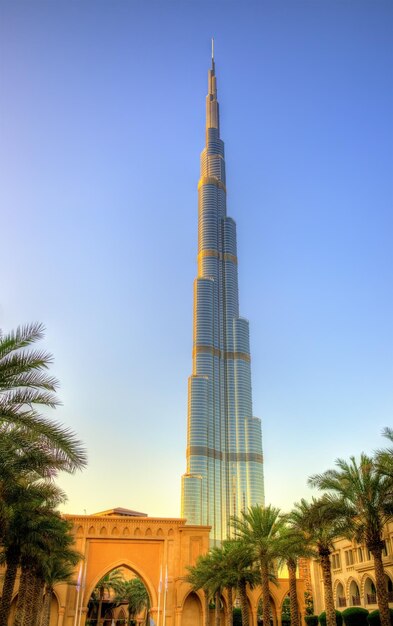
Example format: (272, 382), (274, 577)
(206, 40), (219, 131)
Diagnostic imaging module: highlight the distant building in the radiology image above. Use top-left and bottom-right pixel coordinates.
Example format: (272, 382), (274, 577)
(181, 45), (265, 544)
(309, 522), (393, 614)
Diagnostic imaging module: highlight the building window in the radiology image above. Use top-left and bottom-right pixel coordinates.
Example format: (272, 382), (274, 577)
(358, 548), (364, 562)
(345, 550), (354, 566)
(332, 553), (341, 570)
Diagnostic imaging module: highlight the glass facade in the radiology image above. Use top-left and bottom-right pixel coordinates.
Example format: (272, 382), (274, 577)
(181, 52), (265, 543)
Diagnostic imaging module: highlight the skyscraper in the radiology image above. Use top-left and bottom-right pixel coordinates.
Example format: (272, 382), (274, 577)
(181, 46), (265, 543)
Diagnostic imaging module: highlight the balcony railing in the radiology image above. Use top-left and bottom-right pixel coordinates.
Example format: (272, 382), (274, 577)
(367, 593), (377, 604)
(337, 598), (347, 608)
(351, 596), (361, 606)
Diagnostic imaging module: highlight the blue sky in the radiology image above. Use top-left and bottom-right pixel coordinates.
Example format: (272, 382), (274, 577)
(1, 0), (392, 517)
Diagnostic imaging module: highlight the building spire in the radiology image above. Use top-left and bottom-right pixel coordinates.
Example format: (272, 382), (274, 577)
(207, 40), (218, 129)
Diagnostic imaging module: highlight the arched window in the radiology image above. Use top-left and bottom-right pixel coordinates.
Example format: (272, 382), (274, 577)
(349, 581), (360, 606)
(365, 578), (377, 605)
(336, 582), (346, 608)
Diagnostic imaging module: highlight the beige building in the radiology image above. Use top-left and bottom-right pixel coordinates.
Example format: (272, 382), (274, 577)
(309, 523), (393, 614)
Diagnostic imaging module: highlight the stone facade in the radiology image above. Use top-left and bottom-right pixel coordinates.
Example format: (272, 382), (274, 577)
(309, 522), (393, 614)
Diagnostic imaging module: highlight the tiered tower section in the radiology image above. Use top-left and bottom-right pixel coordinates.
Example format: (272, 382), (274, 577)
(181, 49), (264, 543)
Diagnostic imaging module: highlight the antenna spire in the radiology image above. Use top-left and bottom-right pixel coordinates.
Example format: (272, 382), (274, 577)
(211, 37), (214, 68)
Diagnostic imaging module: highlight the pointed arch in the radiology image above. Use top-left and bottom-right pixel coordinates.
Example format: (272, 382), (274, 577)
(83, 559), (158, 611)
(347, 578), (361, 606)
(181, 590), (203, 626)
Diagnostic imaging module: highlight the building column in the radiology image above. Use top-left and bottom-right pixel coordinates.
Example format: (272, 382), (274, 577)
(57, 607), (65, 626)
(150, 606), (159, 626)
(79, 606), (88, 626)
(175, 607), (183, 626)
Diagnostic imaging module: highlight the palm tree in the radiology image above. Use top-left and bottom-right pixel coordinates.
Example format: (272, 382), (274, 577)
(40, 555), (78, 626)
(278, 527), (315, 626)
(0, 322), (87, 626)
(0, 478), (66, 626)
(376, 428), (393, 479)
(185, 554), (214, 626)
(232, 505), (285, 626)
(214, 540), (261, 626)
(11, 493), (74, 626)
(94, 569), (125, 626)
(38, 525), (82, 626)
(116, 578), (150, 626)
(289, 498), (348, 626)
(0, 323), (86, 469)
(309, 454), (393, 626)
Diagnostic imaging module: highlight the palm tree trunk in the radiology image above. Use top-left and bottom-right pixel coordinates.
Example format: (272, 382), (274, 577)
(238, 579), (249, 626)
(14, 565), (29, 626)
(215, 591), (221, 626)
(372, 546), (390, 626)
(226, 588), (233, 626)
(41, 588), (53, 626)
(32, 576), (45, 626)
(21, 569), (38, 626)
(260, 561), (271, 626)
(319, 552), (335, 626)
(287, 559), (299, 626)
(0, 549), (19, 626)
(204, 589), (210, 626)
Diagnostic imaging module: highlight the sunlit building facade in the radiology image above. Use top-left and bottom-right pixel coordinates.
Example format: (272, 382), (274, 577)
(181, 49), (264, 543)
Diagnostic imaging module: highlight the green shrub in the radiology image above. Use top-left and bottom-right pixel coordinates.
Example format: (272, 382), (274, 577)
(305, 616), (319, 626)
(319, 610), (343, 626)
(342, 607), (369, 626)
(233, 608), (242, 626)
(367, 609), (393, 626)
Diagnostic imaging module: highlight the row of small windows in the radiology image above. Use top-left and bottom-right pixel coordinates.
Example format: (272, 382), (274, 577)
(76, 525), (174, 537)
(331, 540), (390, 570)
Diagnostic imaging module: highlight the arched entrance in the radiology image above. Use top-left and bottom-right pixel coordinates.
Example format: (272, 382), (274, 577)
(182, 592), (203, 626)
(257, 595), (277, 626)
(280, 594), (291, 626)
(86, 565), (150, 626)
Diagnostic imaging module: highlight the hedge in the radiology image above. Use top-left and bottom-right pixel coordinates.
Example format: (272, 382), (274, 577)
(367, 609), (393, 626)
(305, 616), (319, 626)
(342, 607), (369, 626)
(319, 610), (343, 626)
(233, 607), (242, 626)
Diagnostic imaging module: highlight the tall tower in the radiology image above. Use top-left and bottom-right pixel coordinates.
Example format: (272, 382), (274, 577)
(181, 45), (265, 543)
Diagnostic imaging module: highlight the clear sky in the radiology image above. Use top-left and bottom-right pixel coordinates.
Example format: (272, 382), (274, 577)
(1, 0), (392, 518)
